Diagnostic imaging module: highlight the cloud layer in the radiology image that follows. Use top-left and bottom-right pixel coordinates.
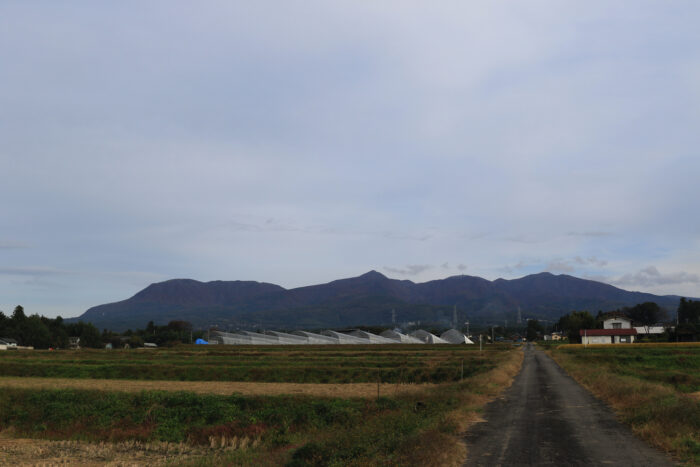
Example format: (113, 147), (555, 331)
(1, 1), (699, 316)
(613, 266), (700, 289)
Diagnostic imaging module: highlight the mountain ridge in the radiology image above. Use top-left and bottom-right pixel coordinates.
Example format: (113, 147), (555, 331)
(72, 271), (687, 331)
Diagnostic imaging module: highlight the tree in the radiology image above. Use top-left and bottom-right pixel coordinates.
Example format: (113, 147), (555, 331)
(678, 298), (700, 324)
(558, 311), (596, 342)
(626, 302), (666, 335)
(526, 319), (543, 341)
(676, 298), (700, 341)
(12, 305), (26, 322)
(18, 315), (52, 348)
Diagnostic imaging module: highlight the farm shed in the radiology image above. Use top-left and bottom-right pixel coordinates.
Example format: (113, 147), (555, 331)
(0, 338), (18, 350)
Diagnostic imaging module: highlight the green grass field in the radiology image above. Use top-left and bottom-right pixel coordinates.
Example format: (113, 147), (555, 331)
(0, 345), (497, 383)
(549, 343), (700, 466)
(556, 343), (700, 392)
(0, 344), (521, 466)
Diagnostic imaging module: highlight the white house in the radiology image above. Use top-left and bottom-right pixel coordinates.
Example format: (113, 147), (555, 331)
(580, 316), (636, 344)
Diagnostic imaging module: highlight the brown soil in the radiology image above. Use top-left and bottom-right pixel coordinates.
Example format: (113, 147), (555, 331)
(0, 376), (432, 398)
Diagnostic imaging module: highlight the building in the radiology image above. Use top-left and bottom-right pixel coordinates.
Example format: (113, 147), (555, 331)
(0, 337), (18, 347)
(440, 329), (475, 344)
(551, 332), (565, 341)
(633, 325), (666, 336)
(580, 317), (637, 344)
(602, 315), (632, 330)
(580, 328), (637, 344)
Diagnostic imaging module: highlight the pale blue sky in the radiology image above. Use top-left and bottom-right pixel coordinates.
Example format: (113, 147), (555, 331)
(2, 1), (700, 318)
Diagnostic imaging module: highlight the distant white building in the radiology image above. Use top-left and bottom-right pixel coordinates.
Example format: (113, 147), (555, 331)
(634, 326), (665, 336)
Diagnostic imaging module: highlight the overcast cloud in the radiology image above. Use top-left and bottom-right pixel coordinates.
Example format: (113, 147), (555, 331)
(1, 1), (700, 318)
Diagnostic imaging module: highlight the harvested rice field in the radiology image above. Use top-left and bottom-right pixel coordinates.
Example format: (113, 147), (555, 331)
(0, 344), (522, 466)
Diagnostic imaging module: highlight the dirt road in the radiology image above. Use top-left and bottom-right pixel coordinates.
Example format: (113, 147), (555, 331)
(463, 344), (674, 466)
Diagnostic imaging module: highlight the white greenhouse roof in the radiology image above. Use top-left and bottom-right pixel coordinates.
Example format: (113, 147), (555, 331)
(211, 328), (476, 345)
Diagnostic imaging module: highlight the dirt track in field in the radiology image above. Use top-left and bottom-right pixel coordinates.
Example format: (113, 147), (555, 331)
(0, 376), (432, 398)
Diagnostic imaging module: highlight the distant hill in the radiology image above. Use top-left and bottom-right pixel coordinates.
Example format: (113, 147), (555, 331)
(72, 271), (686, 331)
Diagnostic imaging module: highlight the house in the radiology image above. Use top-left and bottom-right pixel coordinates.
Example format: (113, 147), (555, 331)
(68, 337), (80, 349)
(580, 316), (638, 344)
(551, 332), (565, 341)
(580, 328), (637, 344)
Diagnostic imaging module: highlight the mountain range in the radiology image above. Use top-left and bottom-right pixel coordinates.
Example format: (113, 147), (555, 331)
(71, 271), (687, 332)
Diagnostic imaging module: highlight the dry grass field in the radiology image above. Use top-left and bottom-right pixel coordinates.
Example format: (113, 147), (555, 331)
(0, 376), (432, 398)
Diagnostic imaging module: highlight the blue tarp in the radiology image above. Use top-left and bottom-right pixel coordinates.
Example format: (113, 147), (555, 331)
(195, 338), (208, 345)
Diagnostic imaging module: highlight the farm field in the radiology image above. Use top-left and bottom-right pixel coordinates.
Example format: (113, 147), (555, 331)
(0, 344), (522, 466)
(0, 345), (496, 383)
(548, 343), (700, 466)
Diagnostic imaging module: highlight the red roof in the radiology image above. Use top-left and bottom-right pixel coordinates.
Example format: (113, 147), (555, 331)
(579, 328), (637, 336)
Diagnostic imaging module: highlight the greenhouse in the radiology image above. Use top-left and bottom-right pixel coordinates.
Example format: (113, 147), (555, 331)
(379, 329), (424, 344)
(210, 328), (471, 345)
(409, 329), (449, 344)
(440, 328), (475, 344)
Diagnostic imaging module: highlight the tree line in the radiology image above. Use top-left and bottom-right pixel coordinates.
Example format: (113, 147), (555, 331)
(0, 306), (206, 349)
(0, 306), (102, 348)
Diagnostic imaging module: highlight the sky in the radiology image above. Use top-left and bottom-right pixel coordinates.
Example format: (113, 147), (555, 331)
(2, 1), (700, 319)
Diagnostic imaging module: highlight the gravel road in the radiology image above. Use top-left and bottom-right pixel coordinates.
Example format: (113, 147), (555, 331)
(463, 343), (675, 466)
